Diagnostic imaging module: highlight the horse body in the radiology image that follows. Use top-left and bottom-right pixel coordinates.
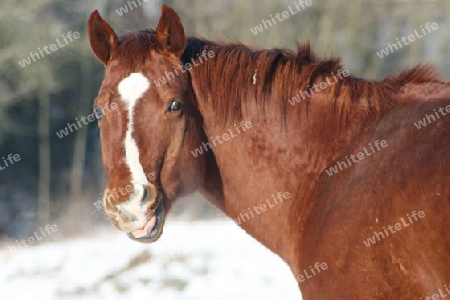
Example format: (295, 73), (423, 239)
(297, 97), (450, 299)
(185, 39), (450, 298)
(88, 6), (450, 299)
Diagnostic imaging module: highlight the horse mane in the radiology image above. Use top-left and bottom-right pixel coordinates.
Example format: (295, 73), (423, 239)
(185, 38), (441, 124)
(114, 30), (441, 124)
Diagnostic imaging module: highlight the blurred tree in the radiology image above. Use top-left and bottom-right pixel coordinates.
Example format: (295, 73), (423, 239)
(3, 0), (58, 227)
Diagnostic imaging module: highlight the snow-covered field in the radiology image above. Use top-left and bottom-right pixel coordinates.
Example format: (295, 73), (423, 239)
(0, 219), (301, 300)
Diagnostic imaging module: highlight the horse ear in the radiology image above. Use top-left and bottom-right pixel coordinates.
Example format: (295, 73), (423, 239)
(156, 5), (186, 57)
(87, 10), (118, 65)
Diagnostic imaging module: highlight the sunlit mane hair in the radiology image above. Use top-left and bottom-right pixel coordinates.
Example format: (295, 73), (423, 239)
(186, 39), (440, 124)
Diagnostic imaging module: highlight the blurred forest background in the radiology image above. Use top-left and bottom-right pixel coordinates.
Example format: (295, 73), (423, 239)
(0, 0), (448, 240)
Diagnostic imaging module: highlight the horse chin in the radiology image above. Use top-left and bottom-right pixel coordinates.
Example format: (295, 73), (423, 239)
(126, 199), (166, 243)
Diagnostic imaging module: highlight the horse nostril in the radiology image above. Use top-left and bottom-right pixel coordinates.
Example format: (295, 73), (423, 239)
(140, 186), (148, 206)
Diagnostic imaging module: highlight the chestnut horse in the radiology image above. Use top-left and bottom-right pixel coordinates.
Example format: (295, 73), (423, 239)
(88, 6), (450, 299)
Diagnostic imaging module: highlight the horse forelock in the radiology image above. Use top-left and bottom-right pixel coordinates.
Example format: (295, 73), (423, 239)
(112, 29), (158, 76)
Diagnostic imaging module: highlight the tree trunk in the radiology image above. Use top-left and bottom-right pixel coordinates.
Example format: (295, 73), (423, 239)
(38, 86), (50, 226)
(70, 50), (92, 200)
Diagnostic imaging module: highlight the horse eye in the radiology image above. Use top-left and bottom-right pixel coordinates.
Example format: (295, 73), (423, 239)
(93, 105), (105, 121)
(167, 99), (182, 113)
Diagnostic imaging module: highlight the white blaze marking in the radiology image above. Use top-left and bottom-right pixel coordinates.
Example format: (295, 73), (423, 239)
(117, 72), (151, 231)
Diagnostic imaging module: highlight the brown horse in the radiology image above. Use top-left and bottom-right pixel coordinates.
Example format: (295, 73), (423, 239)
(88, 6), (450, 299)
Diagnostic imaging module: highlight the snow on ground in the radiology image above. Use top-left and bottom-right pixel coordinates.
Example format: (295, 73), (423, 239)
(0, 219), (301, 300)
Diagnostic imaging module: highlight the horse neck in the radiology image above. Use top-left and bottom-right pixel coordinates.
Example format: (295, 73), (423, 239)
(183, 39), (387, 266)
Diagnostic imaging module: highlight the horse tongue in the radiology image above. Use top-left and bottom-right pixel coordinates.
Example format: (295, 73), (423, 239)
(131, 216), (157, 238)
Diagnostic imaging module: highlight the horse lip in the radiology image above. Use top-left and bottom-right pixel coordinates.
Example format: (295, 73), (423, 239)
(127, 199), (164, 242)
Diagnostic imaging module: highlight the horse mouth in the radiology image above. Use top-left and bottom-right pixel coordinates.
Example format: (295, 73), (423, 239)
(126, 199), (165, 243)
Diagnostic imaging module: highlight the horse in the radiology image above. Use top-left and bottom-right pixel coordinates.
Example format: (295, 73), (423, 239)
(87, 5), (450, 299)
